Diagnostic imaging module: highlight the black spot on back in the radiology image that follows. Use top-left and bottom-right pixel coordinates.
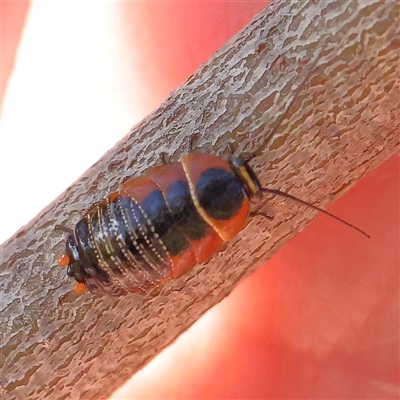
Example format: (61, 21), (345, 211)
(167, 180), (210, 241)
(141, 190), (190, 256)
(196, 168), (244, 220)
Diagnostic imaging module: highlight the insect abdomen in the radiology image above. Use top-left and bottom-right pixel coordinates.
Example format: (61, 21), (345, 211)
(73, 190), (172, 295)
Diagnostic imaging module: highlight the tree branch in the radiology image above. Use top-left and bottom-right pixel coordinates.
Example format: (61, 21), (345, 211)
(1, 1), (399, 399)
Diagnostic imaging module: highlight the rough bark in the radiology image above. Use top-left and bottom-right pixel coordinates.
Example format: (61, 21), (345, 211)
(1, 1), (399, 399)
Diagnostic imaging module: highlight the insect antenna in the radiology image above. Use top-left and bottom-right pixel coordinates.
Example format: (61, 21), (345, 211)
(247, 49), (324, 161)
(261, 188), (370, 238)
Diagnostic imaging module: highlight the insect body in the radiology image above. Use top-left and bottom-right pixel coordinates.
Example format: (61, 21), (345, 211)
(57, 153), (262, 296)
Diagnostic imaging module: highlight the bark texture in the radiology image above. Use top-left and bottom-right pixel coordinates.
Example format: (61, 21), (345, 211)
(1, 1), (399, 399)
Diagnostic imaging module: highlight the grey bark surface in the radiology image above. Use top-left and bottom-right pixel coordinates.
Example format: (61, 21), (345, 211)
(1, 1), (399, 399)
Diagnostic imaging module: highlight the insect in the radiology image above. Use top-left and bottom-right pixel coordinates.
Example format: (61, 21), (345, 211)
(57, 53), (369, 296)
